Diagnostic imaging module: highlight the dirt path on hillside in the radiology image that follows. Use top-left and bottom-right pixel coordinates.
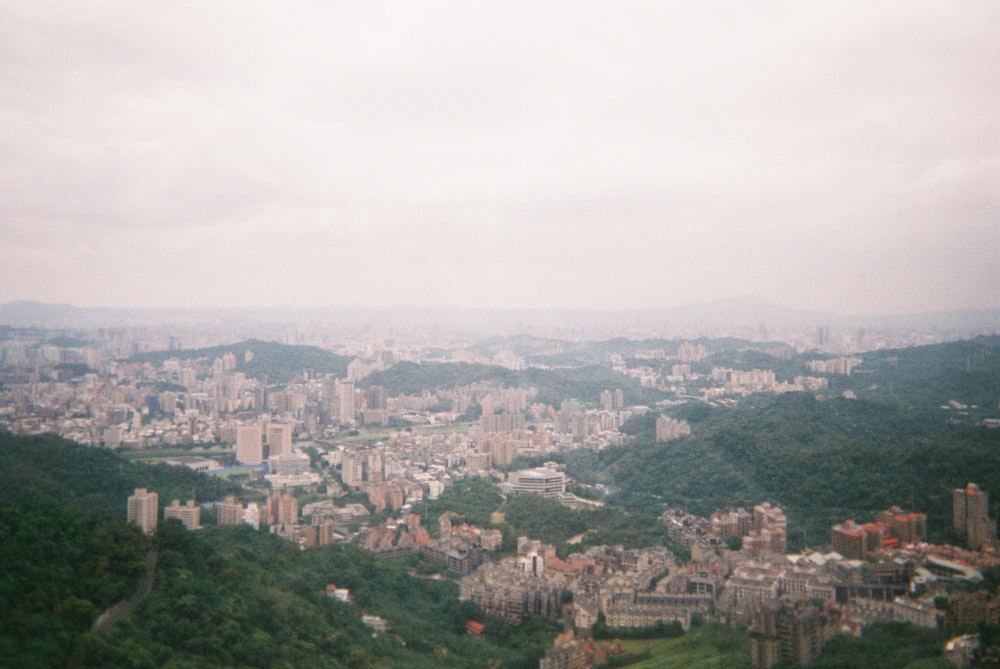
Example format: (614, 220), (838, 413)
(66, 549), (158, 668)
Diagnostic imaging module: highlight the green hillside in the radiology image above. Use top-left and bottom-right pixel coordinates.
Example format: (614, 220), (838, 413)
(0, 433), (558, 668)
(0, 502), (151, 667)
(132, 339), (352, 383)
(359, 360), (664, 406)
(74, 524), (557, 669)
(0, 433), (240, 518)
(841, 335), (1000, 415)
(601, 392), (1000, 546)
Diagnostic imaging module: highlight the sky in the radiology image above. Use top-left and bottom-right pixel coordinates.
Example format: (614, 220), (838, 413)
(1, 1), (998, 315)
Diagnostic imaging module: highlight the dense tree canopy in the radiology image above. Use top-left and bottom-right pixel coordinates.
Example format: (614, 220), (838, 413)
(0, 432), (241, 519)
(602, 392), (1000, 546)
(131, 339), (352, 383)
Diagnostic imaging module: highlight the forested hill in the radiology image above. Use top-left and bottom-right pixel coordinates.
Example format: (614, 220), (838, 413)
(0, 432), (240, 518)
(0, 432), (558, 668)
(602, 392), (1000, 546)
(840, 335), (1000, 414)
(359, 360), (665, 406)
(131, 339), (352, 383)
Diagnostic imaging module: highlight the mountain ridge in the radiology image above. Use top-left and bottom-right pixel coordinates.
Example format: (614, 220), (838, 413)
(2, 297), (997, 338)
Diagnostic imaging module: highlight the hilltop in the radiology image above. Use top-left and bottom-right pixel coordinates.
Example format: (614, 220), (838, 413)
(131, 339), (352, 384)
(0, 433), (558, 668)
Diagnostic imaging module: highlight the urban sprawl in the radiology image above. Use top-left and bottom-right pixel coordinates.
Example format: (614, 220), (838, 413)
(2, 324), (998, 669)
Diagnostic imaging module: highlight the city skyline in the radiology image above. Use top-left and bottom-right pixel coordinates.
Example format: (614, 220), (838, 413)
(2, 2), (998, 315)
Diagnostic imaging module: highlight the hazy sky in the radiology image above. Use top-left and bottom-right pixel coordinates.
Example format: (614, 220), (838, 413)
(1, 2), (998, 315)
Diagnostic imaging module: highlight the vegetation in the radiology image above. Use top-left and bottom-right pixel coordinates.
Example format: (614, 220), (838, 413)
(592, 613), (685, 640)
(0, 432), (241, 520)
(421, 476), (504, 530)
(0, 503), (151, 667)
(614, 623), (753, 669)
(131, 339), (352, 383)
(839, 335), (1000, 417)
(493, 494), (668, 557)
(0, 434), (560, 668)
(360, 361), (664, 406)
(53, 362), (97, 378)
(5, 335), (1000, 666)
(69, 523), (562, 668)
(809, 622), (952, 669)
(599, 392), (1000, 546)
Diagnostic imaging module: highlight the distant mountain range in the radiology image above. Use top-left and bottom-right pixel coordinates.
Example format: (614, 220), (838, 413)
(1, 298), (998, 339)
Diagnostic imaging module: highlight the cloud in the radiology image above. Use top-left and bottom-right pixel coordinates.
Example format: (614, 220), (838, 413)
(0, 1), (997, 312)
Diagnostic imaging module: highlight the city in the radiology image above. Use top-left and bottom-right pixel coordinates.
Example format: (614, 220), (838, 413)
(2, 310), (999, 667)
(3, 1), (999, 666)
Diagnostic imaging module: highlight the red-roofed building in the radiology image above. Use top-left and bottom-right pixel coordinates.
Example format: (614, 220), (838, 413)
(875, 506), (927, 546)
(831, 520), (883, 560)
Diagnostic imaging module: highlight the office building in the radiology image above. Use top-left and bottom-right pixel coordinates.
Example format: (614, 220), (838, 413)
(236, 424), (264, 464)
(336, 379), (355, 423)
(267, 423), (293, 457)
(508, 468), (566, 498)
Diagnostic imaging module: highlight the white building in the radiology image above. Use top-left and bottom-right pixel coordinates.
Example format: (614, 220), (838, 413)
(507, 468), (567, 498)
(269, 451), (311, 475)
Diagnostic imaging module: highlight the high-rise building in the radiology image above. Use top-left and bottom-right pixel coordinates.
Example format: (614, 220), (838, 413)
(752, 596), (837, 669)
(954, 483), (998, 550)
(815, 326), (830, 347)
(480, 412), (524, 434)
(236, 424), (264, 464)
(504, 388), (527, 414)
(490, 439), (516, 468)
(337, 379), (356, 423)
(216, 496), (244, 525)
(342, 450), (366, 489)
(677, 342), (706, 363)
(127, 487), (159, 535)
(600, 389), (614, 411)
(601, 388), (625, 411)
(164, 499), (200, 530)
(656, 415), (692, 441)
(267, 423), (293, 457)
(366, 449), (384, 483)
(244, 502), (260, 530)
(366, 385), (388, 411)
(266, 492), (298, 526)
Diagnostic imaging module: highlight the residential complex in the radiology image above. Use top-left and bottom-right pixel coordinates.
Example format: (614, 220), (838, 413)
(2, 321), (999, 669)
(163, 499), (200, 530)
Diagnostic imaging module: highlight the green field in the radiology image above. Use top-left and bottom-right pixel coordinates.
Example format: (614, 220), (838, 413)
(614, 624), (753, 669)
(331, 423), (470, 445)
(120, 447), (232, 461)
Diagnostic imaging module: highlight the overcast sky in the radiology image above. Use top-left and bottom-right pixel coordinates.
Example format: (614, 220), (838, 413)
(1, 1), (997, 315)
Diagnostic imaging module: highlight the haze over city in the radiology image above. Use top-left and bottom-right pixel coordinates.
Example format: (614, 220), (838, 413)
(2, 1), (998, 315)
(2, 5), (1000, 661)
